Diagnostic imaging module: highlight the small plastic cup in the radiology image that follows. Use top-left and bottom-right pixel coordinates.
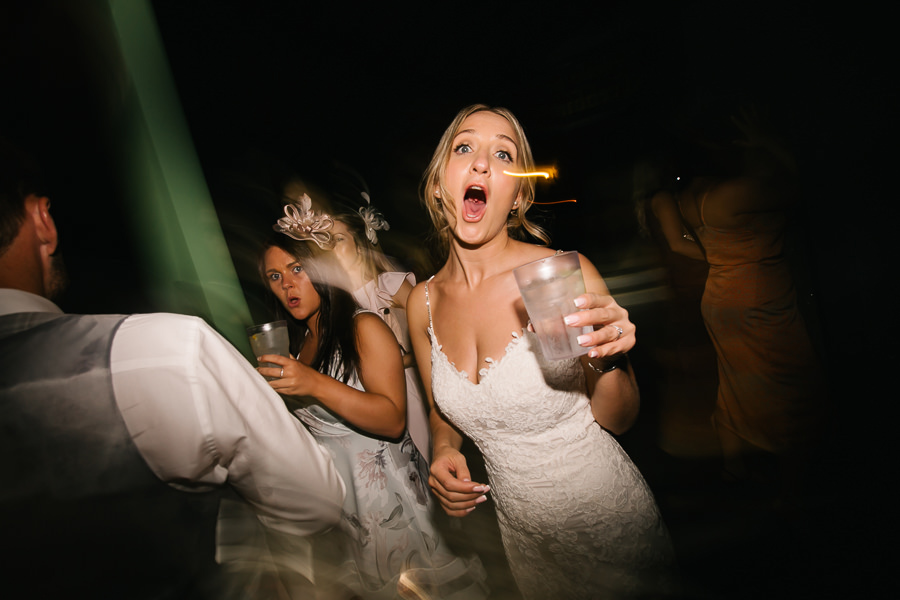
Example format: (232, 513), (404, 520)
(513, 251), (592, 361)
(246, 320), (290, 380)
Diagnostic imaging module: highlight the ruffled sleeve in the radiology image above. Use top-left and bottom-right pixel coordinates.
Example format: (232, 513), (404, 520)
(377, 271), (416, 298)
(353, 272), (415, 313)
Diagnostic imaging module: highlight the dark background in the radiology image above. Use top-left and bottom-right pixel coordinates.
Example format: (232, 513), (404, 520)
(2, 1), (896, 597)
(3, 1), (895, 353)
(4, 0), (896, 428)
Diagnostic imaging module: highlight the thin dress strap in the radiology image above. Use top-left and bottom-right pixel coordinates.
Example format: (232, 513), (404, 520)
(424, 275), (435, 333)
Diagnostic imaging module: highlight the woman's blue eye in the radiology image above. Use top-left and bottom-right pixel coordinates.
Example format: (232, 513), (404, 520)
(292, 265), (304, 274)
(453, 143), (471, 154)
(496, 150), (512, 161)
(269, 273), (280, 282)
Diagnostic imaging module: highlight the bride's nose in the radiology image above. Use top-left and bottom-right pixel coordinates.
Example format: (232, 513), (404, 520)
(471, 151), (490, 175)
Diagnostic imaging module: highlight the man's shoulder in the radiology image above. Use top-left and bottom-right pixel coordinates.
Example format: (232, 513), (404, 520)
(0, 311), (127, 337)
(112, 313), (242, 371)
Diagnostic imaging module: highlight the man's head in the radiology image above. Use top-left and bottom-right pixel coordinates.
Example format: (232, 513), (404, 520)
(1, 139), (66, 298)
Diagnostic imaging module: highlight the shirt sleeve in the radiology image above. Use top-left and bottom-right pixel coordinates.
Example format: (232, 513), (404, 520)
(110, 313), (345, 536)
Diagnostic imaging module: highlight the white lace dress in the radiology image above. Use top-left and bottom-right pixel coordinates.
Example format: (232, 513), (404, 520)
(425, 282), (677, 600)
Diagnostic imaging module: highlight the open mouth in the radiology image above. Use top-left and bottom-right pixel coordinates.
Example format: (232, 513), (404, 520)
(287, 295), (300, 308)
(463, 185), (487, 221)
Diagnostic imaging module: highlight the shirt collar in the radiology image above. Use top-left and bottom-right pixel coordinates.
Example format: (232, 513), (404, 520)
(0, 288), (65, 317)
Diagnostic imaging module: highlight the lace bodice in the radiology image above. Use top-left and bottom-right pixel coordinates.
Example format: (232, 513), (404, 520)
(425, 281), (676, 599)
(430, 327), (596, 477)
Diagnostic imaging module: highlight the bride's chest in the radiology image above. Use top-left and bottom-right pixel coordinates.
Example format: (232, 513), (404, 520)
(431, 283), (528, 381)
(432, 331), (588, 427)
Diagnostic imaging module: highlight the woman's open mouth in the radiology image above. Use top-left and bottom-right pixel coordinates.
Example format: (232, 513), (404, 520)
(463, 185), (487, 222)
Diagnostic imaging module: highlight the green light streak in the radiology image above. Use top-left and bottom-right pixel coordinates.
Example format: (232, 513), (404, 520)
(106, 0), (252, 356)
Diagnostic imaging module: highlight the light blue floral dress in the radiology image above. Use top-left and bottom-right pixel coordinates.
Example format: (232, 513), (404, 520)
(293, 332), (488, 599)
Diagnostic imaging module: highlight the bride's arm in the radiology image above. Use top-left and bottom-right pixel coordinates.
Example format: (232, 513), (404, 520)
(567, 254), (640, 435)
(408, 283), (490, 517)
(582, 346), (640, 435)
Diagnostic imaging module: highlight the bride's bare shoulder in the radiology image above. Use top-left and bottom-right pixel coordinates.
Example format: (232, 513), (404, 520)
(511, 242), (560, 266)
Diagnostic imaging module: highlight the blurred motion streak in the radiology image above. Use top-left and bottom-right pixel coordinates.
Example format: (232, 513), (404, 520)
(503, 167), (557, 179)
(107, 0), (252, 354)
(603, 267), (671, 307)
(504, 167), (576, 204)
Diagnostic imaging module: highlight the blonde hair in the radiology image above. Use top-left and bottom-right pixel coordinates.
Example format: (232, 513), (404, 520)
(332, 210), (400, 282)
(419, 104), (549, 249)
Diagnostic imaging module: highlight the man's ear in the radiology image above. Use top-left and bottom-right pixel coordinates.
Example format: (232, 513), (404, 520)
(27, 195), (58, 255)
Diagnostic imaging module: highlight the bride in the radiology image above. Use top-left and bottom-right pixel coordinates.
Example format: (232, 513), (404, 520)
(407, 105), (678, 599)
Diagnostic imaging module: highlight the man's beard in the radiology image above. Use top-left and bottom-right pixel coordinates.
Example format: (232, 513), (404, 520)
(45, 253), (69, 301)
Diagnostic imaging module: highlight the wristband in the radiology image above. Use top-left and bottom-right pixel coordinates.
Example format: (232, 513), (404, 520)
(587, 353), (628, 374)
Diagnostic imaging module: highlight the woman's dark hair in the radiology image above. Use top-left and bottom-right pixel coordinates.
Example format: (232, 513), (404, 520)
(258, 233), (361, 384)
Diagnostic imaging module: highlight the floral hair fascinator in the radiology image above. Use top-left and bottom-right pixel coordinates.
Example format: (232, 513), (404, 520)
(358, 191), (389, 246)
(274, 194), (335, 249)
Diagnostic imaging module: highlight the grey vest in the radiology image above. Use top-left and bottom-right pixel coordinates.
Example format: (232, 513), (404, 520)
(0, 312), (224, 599)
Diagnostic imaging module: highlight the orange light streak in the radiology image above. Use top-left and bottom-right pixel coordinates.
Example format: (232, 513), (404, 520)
(503, 166), (558, 179)
(503, 167), (572, 204)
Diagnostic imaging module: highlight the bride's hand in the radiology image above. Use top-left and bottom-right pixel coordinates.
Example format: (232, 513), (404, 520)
(564, 293), (635, 360)
(429, 447), (490, 518)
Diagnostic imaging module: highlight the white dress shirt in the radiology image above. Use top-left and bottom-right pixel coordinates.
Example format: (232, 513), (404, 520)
(0, 288), (345, 539)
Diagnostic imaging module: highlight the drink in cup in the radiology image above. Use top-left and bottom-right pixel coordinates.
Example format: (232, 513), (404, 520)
(513, 251), (592, 361)
(247, 320), (290, 380)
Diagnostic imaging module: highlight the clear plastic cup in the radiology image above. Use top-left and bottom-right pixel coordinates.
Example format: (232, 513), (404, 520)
(513, 251), (592, 361)
(246, 320), (290, 380)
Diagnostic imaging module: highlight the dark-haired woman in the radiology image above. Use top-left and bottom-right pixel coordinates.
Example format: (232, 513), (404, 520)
(255, 205), (487, 599)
